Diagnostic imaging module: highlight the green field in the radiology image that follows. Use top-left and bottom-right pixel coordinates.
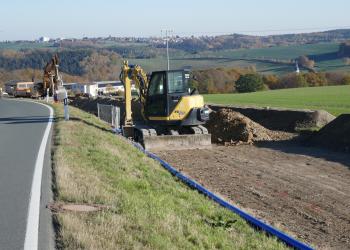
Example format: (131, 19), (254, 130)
(204, 85), (350, 116)
(126, 42), (350, 75)
(199, 43), (340, 60)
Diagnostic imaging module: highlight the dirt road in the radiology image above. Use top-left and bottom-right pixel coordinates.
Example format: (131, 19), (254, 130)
(155, 143), (350, 249)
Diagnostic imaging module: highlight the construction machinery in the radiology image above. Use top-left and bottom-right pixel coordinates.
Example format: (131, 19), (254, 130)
(12, 81), (34, 97)
(31, 54), (63, 98)
(119, 61), (211, 151)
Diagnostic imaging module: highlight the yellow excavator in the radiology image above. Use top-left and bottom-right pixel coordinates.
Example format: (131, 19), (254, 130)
(119, 61), (211, 150)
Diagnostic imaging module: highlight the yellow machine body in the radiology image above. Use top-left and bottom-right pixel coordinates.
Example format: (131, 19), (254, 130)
(148, 95), (205, 121)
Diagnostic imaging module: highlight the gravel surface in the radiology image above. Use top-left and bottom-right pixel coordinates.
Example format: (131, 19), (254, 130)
(156, 143), (350, 249)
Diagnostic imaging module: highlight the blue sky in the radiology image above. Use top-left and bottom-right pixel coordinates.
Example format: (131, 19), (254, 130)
(0, 0), (349, 40)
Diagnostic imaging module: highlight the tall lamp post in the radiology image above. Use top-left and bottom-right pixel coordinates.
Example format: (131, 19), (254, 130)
(162, 29), (173, 70)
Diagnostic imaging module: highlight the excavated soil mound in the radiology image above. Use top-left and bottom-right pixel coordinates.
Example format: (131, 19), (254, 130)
(208, 104), (336, 132)
(206, 109), (294, 144)
(309, 114), (350, 152)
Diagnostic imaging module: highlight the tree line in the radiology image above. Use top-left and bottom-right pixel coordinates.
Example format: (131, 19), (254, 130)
(190, 67), (350, 94)
(0, 49), (92, 75)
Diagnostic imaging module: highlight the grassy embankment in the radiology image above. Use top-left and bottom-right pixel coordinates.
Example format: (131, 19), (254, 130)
(204, 85), (350, 116)
(52, 104), (287, 249)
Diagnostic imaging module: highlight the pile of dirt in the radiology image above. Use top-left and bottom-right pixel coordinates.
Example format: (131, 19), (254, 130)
(206, 109), (295, 144)
(309, 114), (350, 152)
(208, 104), (336, 132)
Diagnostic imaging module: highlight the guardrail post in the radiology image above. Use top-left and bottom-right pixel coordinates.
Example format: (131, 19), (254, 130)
(97, 103), (100, 120)
(63, 90), (69, 121)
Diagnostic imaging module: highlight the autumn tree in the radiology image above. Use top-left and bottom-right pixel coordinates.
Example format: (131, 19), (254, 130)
(325, 72), (346, 85)
(341, 75), (350, 85)
(304, 72), (328, 87)
(80, 50), (121, 81)
(278, 73), (307, 89)
(263, 74), (279, 89)
(297, 55), (315, 69)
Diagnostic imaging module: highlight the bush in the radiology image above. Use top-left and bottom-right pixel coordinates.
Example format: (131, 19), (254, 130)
(304, 72), (328, 87)
(341, 75), (350, 85)
(325, 72), (346, 85)
(235, 74), (264, 93)
(277, 73), (308, 89)
(263, 74), (279, 89)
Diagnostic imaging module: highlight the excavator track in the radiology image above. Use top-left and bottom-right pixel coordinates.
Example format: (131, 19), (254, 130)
(134, 125), (211, 151)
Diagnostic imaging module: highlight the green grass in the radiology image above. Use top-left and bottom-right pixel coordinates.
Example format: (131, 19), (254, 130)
(52, 104), (287, 250)
(199, 43), (340, 61)
(204, 85), (350, 116)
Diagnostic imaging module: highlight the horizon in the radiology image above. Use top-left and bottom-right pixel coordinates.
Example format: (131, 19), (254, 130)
(1, 27), (350, 42)
(0, 0), (349, 41)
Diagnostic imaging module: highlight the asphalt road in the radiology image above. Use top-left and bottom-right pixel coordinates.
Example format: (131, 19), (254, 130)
(0, 98), (54, 250)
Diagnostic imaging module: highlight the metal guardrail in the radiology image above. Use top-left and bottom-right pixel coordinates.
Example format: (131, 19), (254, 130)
(97, 103), (120, 129)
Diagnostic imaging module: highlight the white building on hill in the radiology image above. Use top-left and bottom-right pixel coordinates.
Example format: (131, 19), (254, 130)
(38, 36), (50, 43)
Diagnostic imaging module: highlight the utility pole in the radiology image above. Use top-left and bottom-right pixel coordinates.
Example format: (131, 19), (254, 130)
(162, 29), (173, 70)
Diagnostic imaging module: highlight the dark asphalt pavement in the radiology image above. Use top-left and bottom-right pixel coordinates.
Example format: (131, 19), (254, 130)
(0, 98), (54, 250)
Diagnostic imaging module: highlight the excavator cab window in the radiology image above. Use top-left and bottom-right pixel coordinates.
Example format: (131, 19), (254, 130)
(166, 70), (190, 116)
(145, 70), (190, 118)
(148, 73), (165, 96)
(168, 71), (187, 93)
(145, 72), (167, 117)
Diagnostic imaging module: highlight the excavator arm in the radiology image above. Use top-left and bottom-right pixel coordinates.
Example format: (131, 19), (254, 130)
(119, 61), (149, 126)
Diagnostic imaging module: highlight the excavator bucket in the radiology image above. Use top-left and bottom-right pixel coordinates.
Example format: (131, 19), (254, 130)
(141, 134), (212, 151)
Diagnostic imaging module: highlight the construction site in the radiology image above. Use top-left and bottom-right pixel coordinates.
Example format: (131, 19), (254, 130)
(70, 87), (350, 249)
(3, 1), (350, 250)
(2, 54), (350, 249)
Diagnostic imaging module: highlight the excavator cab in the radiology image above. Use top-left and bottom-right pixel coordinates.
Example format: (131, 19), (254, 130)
(145, 70), (189, 117)
(145, 69), (209, 126)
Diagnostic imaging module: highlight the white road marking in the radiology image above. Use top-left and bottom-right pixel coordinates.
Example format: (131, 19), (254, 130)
(23, 102), (53, 250)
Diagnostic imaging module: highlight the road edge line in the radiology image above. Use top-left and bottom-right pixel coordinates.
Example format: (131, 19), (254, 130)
(23, 102), (54, 250)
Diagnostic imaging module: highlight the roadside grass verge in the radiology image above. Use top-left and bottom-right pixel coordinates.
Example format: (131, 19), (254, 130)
(51, 104), (287, 249)
(204, 85), (350, 116)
